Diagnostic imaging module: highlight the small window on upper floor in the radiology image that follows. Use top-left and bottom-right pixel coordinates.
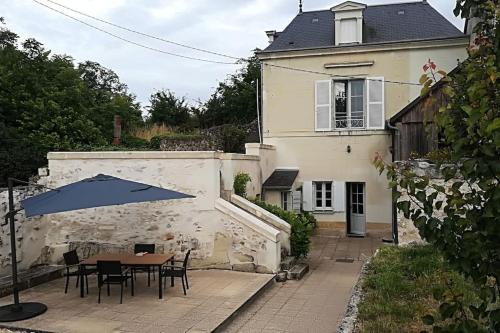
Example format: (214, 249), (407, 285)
(339, 19), (357, 44)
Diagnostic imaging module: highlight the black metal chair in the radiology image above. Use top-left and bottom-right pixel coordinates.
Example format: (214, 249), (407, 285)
(162, 250), (191, 295)
(132, 243), (156, 286)
(63, 250), (96, 294)
(97, 260), (133, 304)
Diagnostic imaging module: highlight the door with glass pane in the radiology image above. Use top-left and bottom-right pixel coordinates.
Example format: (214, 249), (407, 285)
(348, 182), (366, 236)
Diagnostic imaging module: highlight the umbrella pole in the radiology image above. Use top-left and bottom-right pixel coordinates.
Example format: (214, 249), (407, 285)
(0, 178), (47, 322)
(7, 178), (20, 309)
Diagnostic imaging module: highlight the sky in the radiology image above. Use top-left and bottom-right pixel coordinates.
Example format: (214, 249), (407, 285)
(0, 0), (464, 107)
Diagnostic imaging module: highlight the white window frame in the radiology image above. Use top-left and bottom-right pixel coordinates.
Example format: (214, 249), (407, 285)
(281, 191), (290, 211)
(339, 18), (357, 44)
(313, 181), (333, 211)
(333, 79), (366, 130)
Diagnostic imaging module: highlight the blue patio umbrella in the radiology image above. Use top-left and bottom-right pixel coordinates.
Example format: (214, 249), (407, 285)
(22, 174), (194, 217)
(0, 174), (194, 322)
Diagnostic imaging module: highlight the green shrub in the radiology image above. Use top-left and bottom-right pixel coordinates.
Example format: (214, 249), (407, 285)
(221, 124), (246, 153)
(300, 211), (317, 230)
(121, 135), (150, 149)
(251, 199), (314, 258)
(233, 172), (251, 197)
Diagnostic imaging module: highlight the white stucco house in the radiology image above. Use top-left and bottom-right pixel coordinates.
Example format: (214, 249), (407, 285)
(252, 0), (468, 236)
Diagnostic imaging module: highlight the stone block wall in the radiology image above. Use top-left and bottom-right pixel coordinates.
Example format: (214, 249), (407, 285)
(158, 120), (260, 153)
(397, 160), (455, 245)
(0, 151), (283, 277)
(0, 187), (48, 275)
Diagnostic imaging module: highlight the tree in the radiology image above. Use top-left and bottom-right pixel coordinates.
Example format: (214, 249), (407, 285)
(0, 20), (144, 184)
(78, 61), (143, 138)
(147, 89), (193, 128)
(374, 0), (499, 331)
(199, 55), (261, 127)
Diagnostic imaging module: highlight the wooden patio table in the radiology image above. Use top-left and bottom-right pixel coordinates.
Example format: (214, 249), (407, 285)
(79, 253), (174, 299)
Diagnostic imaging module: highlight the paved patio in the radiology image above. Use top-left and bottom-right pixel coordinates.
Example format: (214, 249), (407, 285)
(222, 228), (390, 333)
(0, 270), (273, 333)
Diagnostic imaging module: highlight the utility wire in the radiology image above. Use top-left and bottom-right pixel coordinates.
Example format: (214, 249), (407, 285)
(262, 63), (421, 86)
(32, 0), (421, 86)
(43, 0), (241, 61)
(32, 0), (238, 65)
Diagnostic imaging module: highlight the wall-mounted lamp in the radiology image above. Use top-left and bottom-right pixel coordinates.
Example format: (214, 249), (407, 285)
(347, 145), (351, 153)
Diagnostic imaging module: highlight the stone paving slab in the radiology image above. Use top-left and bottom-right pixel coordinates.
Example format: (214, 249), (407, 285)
(221, 228), (390, 333)
(0, 270), (273, 333)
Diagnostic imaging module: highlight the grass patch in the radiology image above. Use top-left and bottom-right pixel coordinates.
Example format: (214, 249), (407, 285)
(356, 245), (479, 333)
(130, 124), (175, 141)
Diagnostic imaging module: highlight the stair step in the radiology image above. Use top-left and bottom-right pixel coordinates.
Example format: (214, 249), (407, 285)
(287, 263), (309, 280)
(0, 265), (64, 297)
(280, 256), (296, 271)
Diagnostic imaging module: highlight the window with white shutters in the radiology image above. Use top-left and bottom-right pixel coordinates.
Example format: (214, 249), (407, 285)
(315, 78), (384, 131)
(367, 77), (385, 129)
(315, 80), (331, 131)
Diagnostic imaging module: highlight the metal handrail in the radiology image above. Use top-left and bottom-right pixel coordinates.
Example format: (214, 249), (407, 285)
(333, 116), (365, 129)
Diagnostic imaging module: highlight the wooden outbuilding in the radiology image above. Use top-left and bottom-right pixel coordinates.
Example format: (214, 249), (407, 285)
(389, 70), (455, 161)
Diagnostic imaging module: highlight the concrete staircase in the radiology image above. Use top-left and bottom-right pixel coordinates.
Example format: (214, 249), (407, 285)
(229, 195), (309, 280)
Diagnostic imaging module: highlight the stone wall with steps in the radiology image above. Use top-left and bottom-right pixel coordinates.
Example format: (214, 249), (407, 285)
(0, 151), (283, 277)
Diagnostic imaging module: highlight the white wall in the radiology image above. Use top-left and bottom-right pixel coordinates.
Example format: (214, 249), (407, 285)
(0, 151), (282, 276)
(220, 153), (262, 198)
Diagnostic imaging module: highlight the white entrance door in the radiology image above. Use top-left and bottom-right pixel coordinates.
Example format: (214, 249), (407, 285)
(350, 183), (366, 235)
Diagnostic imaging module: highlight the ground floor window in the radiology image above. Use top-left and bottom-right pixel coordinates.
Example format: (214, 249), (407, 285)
(313, 181), (333, 211)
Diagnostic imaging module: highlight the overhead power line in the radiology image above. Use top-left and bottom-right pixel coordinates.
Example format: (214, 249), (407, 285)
(31, 0), (238, 65)
(31, 0), (421, 86)
(43, 0), (241, 61)
(262, 63), (421, 86)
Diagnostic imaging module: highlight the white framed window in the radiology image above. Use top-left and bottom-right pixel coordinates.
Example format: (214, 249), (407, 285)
(281, 191), (290, 211)
(313, 181), (333, 211)
(333, 79), (365, 129)
(339, 19), (357, 44)
(314, 77), (384, 131)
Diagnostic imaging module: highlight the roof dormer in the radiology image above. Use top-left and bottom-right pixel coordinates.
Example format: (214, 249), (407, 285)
(331, 1), (366, 45)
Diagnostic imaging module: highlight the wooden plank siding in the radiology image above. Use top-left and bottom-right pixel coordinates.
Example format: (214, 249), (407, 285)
(391, 82), (449, 161)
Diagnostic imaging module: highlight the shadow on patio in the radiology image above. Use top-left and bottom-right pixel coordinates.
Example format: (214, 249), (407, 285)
(0, 270), (273, 333)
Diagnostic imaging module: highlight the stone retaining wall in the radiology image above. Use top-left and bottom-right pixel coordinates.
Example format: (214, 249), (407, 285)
(0, 186), (48, 275)
(397, 160), (456, 245)
(0, 151), (282, 277)
(158, 121), (259, 153)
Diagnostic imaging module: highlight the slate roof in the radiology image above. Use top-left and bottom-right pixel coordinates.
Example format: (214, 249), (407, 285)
(263, 169), (299, 190)
(262, 1), (464, 53)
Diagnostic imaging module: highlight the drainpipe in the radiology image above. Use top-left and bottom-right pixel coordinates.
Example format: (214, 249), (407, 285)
(386, 120), (400, 245)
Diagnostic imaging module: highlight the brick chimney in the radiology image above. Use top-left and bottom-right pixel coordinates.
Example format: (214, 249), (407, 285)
(112, 115), (122, 145)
